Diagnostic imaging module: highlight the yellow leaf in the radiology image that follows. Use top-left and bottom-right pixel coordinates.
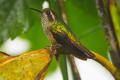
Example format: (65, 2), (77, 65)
(0, 49), (52, 80)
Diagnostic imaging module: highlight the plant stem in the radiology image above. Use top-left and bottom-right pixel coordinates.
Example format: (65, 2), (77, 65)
(109, 0), (120, 47)
(57, 0), (68, 24)
(96, 0), (120, 79)
(68, 55), (81, 80)
(96, 0), (120, 69)
(59, 54), (69, 80)
(56, 0), (81, 80)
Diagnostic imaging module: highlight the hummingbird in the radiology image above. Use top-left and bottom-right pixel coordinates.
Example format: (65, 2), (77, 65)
(31, 8), (95, 60)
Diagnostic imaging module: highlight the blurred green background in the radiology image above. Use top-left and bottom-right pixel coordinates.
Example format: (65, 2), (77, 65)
(0, 0), (114, 74)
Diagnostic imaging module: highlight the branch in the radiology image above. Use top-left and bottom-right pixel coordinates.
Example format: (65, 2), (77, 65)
(57, 0), (68, 24)
(59, 54), (69, 80)
(68, 55), (81, 80)
(96, 0), (120, 69)
(96, 0), (120, 79)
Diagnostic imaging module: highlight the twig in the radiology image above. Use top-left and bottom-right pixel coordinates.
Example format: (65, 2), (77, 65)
(96, 0), (120, 69)
(57, 0), (68, 24)
(96, 0), (120, 79)
(59, 54), (69, 80)
(68, 55), (81, 80)
(56, 0), (81, 80)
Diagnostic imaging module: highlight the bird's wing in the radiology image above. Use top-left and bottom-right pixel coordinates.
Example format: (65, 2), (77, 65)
(51, 29), (94, 60)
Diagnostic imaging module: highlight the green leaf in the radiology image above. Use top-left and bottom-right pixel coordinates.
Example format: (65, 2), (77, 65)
(0, 0), (29, 45)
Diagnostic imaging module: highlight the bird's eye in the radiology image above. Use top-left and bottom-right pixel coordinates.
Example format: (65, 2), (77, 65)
(46, 11), (52, 18)
(45, 10), (55, 21)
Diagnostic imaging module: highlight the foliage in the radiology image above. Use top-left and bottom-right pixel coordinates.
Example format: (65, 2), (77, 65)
(0, 49), (51, 80)
(0, 0), (120, 80)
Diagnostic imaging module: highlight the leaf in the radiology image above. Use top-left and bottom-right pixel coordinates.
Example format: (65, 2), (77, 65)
(0, 49), (52, 80)
(0, 0), (29, 45)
